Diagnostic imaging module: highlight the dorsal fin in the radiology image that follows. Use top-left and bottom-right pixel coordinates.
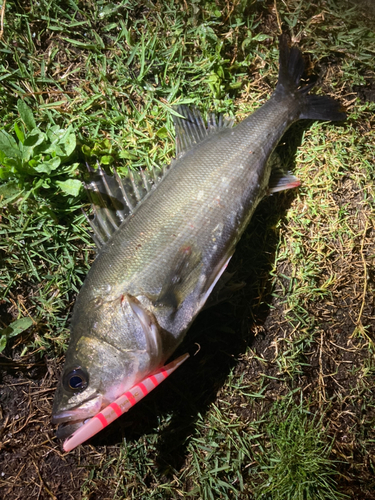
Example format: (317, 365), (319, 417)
(83, 163), (159, 249)
(84, 106), (234, 248)
(173, 105), (234, 157)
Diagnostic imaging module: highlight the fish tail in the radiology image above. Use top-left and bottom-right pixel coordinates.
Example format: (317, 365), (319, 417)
(276, 34), (346, 121)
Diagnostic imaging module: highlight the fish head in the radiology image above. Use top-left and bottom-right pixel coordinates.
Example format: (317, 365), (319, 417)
(52, 292), (165, 439)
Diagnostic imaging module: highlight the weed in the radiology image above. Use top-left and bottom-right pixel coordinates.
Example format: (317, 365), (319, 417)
(0, 99), (80, 207)
(252, 398), (346, 500)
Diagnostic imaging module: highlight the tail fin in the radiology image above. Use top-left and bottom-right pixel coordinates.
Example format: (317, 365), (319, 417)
(276, 34), (346, 122)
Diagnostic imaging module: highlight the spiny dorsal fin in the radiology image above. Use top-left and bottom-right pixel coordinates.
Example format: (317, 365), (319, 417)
(84, 106), (234, 248)
(173, 105), (234, 157)
(83, 163), (158, 249)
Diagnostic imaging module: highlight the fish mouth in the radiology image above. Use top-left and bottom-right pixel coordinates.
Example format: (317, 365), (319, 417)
(54, 418), (93, 439)
(52, 394), (102, 440)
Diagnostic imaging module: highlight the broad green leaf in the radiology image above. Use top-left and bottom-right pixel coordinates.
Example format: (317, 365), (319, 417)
(2, 157), (20, 169)
(62, 133), (76, 157)
(0, 180), (22, 206)
(60, 162), (80, 175)
(102, 139), (112, 152)
(119, 150), (137, 160)
(17, 99), (36, 131)
(1, 317), (33, 337)
(0, 180), (19, 198)
(0, 317), (34, 353)
(253, 33), (270, 42)
(28, 154), (42, 169)
(0, 130), (21, 159)
(2, 189), (23, 206)
(14, 122), (25, 144)
(47, 125), (65, 144)
(55, 178), (82, 196)
(92, 142), (108, 155)
(156, 126), (169, 139)
(98, 2), (120, 18)
(47, 156), (61, 170)
(32, 163), (51, 174)
(82, 145), (92, 156)
(100, 155), (114, 165)
(0, 164), (13, 180)
(32, 177), (45, 191)
(34, 156), (61, 173)
(20, 143), (34, 162)
(41, 142), (65, 156)
(0, 149), (7, 163)
(24, 129), (45, 148)
(91, 144), (101, 155)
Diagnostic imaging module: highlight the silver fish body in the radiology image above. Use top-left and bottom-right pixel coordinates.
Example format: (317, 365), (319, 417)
(52, 36), (345, 438)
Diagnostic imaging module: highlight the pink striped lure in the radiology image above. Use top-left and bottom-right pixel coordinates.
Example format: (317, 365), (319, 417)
(63, 352), (189, 452)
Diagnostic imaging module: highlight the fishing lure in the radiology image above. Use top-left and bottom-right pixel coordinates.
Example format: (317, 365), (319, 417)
(63, 353), (190, 452)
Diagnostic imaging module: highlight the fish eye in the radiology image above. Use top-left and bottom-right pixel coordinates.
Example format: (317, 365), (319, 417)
(63, 367), (89, 392)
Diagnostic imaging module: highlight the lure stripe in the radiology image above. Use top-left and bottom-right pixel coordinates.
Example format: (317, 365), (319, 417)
(137, 382), (148, 396)
(109, 402), (122, 418)
(149, 375), (158, 387)
(124, 391), (137, 406)
(95, 412), (108, 428)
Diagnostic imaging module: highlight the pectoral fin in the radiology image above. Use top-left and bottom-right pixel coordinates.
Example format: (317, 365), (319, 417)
(155, 244), (203, 311)
(198, 254), (233, 310)
(202, 272), (245, 309)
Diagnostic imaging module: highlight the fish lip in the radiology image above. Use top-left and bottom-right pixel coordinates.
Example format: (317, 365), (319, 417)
(51, 412), (82, 425)
(55, 418), (92, 440)
(51, 394), (102, 425)
(52, 394), (100, 440)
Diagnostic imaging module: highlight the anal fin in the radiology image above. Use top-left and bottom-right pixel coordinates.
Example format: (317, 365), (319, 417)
(267, 152), (300, 194)
(268, 171), (301, 194)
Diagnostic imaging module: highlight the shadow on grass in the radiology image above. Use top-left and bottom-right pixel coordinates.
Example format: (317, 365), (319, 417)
(85, 121), (313, 474)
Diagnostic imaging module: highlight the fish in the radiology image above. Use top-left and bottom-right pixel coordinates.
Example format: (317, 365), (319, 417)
(52, 34), (346, 439)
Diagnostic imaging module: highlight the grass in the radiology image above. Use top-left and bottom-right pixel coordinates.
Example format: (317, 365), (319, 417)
(0, 0), (375, 499)
(253, 398), (345, 500)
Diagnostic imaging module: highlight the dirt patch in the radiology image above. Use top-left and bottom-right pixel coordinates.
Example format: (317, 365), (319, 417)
(0, 361), (86, 499)
(353, 81), (375, 104)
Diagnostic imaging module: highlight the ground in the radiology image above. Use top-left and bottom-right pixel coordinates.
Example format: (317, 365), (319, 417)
(0, 1), (374, 499)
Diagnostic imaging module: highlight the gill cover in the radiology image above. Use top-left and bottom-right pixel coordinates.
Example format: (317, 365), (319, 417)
(124, 294), (164, 366)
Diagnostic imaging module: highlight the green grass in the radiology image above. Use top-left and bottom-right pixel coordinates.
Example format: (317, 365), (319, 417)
(0, 0), (375, 499)
(252, 398), (346, 500)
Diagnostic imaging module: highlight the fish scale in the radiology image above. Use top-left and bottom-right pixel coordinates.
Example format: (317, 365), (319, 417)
(52, 35), (346, 441)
